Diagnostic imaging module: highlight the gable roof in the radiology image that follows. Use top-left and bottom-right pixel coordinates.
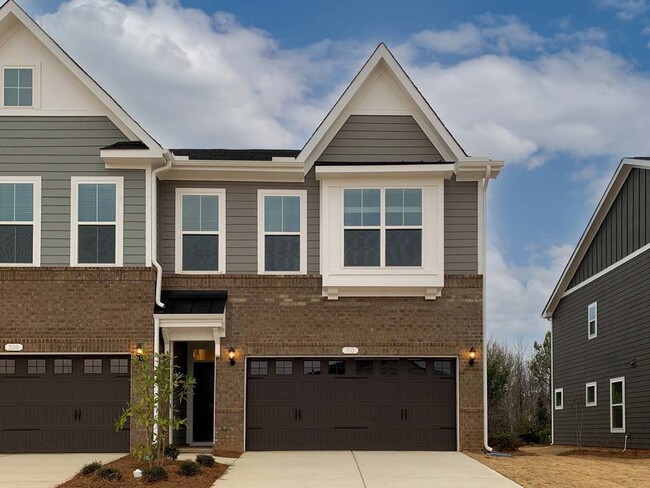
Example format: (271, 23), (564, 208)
(0, 0), (161, 153)
(543, 158), (650, 318)
(297, 43), (470, 173)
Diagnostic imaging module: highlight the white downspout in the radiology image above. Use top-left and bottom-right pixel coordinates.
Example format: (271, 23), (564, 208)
(151, 151), (173, 308)
(482, 165), (493, 453)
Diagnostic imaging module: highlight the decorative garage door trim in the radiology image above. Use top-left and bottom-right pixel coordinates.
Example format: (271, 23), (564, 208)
(244, 356), (459, 451)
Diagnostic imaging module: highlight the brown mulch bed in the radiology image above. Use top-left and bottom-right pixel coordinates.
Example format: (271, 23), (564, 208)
(58, 455), (229, 487)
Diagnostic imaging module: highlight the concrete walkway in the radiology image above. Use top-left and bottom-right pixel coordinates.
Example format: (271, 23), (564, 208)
(213, 451), (520, 488)
(0, 453), (124, 488)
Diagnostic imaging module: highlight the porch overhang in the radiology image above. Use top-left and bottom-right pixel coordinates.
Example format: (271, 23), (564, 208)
(153, 291), (227, 346)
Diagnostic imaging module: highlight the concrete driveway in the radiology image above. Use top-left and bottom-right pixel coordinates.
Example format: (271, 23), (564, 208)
(0, 453), (124, 488)
(214, 451), (520, 488)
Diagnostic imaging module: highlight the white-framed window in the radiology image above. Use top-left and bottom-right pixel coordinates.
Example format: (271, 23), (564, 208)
(343, 187), (422, 268)
(175, 188), (225, 274)
(588, 302), (597, 339)
(70, 176), (123, 266)
(610, 377), (625, 433)
(3, 67), (33, 107)
(586, 382), (597, 407)
(0, 176), (41, 265)
(257, 189), (307, 274)
(554, 388), (563, 410)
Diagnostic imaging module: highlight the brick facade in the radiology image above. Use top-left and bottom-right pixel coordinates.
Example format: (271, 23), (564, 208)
(0, 268), (156, 353)
(163, 273), (485, 452)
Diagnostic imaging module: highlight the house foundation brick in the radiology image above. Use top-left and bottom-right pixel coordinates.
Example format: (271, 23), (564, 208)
(163, 273), (485, 452)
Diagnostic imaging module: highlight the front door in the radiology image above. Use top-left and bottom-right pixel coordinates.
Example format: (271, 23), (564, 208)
(192, 362), (214, 443)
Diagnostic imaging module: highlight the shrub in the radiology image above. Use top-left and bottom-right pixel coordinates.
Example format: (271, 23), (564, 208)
(96, 467), (122, 481)
(195, 454), (215, 467)
(490, 433), (523, 451)
(142, 465), (168, 482)
(79, 461), (102, 476)
(178, 460), (201, 476)
(164, 445), (180, 460)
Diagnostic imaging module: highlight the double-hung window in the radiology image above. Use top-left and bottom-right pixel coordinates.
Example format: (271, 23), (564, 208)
(175, 188), (225, 273)
(3, 67), (32, 107)
(0, 176), (40, 265)
(258, 190), (306, 274)
(343, 188), (422, 267)
(610, 377), (625, 433)
(71, 177), (123, 266)
(588, 302), (597, 339)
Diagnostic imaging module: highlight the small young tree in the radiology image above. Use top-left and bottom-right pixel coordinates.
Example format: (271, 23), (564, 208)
(115, 353), (195, 466)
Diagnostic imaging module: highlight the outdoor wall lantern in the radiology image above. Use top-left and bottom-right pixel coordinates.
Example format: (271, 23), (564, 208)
(228, 347), (236, 366)
(135, 343), (144, 362)
(469, 347), (476, 366)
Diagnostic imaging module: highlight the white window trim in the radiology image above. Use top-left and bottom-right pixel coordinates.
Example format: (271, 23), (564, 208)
(588, 302), (598, 340)
(70, 176), (124, 267)
(554, 388), (563, 410)
(342, 186), (424, 270)
(257, 189), (307, 275)
(0, 176), (41, 266)
(610, 377), (625, 433)
(2, 66), (36, 109)
(586, 381), (597, 407)
(175, 188), (226, 275)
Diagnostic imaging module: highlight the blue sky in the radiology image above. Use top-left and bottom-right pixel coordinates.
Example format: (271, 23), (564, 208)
(21, 0), (650, 346)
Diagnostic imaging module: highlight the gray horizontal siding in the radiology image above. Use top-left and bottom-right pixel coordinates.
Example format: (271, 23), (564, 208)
(444, 179), (478, 274)
(159, 170), (320, 274)
(553, 247), (650, 448)
(570, 168), (650, 287)
(317, 115), (444, 163)
(0, 116), (146, 266)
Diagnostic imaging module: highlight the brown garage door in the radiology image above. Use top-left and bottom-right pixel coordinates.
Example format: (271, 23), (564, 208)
(0, 355), (130, 453)
(246, 357), (456, 451)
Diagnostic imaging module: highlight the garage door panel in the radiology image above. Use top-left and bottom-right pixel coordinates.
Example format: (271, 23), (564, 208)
(246, 357), (457, 451)
(0, 355), (130, 453)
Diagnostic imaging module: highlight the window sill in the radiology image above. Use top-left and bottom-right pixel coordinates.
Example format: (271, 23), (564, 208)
(174, 270), (226, 275)
(323, 285), (442, 301)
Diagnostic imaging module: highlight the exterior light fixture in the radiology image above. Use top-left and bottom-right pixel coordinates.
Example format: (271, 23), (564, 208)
(228, 347), (236, 366)
(135, 343), (144, 361)
(469, 347), (476, 366)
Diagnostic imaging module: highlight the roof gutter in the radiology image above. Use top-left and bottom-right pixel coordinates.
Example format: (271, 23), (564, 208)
(482, 165), (493, 453)
(151, 151), (173, 308)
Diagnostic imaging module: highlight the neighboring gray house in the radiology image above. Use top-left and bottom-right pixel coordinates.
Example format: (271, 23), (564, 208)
(544, 158), (650, 449)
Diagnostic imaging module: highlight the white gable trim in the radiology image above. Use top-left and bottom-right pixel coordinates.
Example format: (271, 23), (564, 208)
(298, 44), (468, 174)
(543, 158), (650, 318)
(0, 0), (160, 152)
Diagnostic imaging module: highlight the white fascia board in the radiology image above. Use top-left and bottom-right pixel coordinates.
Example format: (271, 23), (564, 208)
(455, 159), (504, 181)
(315, 163), (455, 179)
(298, 44), (466, 174)
(101, 148), (166, 168)
(159, 160), (305, 183)
(0, 1), (161, 150)
(543, 158), (650, 318)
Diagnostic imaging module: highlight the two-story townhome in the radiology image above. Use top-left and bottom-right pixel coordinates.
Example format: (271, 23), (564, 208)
(0, 0), (502, 454)
(544, 158), (650, 449)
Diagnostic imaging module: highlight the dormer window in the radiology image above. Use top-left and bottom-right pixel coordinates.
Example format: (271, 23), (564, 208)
(3, 68), (32, 107)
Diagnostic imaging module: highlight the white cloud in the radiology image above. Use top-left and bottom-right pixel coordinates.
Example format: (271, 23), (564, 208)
(595, 0), (648, 20)
(487, 243), (573, 344)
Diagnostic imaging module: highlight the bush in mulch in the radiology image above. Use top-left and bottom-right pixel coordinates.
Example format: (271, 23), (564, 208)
(163, 445), (180, 460)
(97, 466), (123, 482)
(142, 465), (168, 482)
(179, 460), (201, 477)
(79, 461), (102, 476)
(195, 454), (215, 467)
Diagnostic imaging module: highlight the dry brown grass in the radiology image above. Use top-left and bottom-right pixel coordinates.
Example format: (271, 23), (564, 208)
(58, 455), (228, 487)
(468, 445), (650, 488)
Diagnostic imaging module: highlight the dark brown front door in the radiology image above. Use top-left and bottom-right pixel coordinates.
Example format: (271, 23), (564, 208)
(246, 357), (456, 451)
(0, 355), (130, 453)
(192, 361), (214, 443)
